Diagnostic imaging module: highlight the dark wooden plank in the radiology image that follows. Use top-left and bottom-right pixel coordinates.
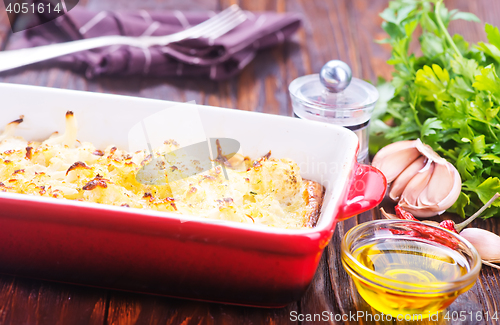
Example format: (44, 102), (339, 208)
(0, 275), (107, 325)
(104, 291), (298, 325)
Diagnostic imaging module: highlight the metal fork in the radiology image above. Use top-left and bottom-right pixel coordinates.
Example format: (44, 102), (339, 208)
(0, 5), (247, 73)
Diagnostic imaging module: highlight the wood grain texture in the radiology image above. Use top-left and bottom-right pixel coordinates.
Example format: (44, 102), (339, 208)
(0, 0), (499, 324)
(0, 275), (107, 325)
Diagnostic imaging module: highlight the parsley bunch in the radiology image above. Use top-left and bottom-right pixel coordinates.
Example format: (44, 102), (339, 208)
(371, 0), (500, 218)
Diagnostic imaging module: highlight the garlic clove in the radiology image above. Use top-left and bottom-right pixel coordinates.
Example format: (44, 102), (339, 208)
(400, 160), (434, 207)
(397, 202), (444, 218)
(430, 162), (461, 212)
(389, 156), (427, 201)
(372, 140), (421, 182)
(399, 161), (445, 218)
(408, 162), (461, 216)
(418, 162), (455, 207)
(459, 228), (500, 262)
(415, 138), (447, 164)
(372, 140), (417, 163)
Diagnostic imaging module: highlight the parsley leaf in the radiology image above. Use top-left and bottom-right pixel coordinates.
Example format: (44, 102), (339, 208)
(372, 0), (500, 218)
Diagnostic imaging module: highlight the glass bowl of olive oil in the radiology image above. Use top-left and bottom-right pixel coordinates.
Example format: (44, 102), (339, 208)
(341, 220), (481, 319)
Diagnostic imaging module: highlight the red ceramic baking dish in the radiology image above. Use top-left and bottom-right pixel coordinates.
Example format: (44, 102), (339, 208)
(0, 83), (386, 307)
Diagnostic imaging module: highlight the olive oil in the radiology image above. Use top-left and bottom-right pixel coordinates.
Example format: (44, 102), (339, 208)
(349, 238), (471, 318)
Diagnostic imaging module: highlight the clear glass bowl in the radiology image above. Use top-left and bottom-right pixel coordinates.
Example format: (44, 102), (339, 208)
(341, 220), (481, 319)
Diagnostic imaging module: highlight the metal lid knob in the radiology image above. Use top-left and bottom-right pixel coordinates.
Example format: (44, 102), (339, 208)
(319, 60), (352, 93)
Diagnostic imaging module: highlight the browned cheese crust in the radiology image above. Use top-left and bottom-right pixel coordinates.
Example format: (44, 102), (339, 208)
(303, 180), (325, 228)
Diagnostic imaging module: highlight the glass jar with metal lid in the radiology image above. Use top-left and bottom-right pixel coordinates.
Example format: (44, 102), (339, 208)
(289, 60), (379, 163)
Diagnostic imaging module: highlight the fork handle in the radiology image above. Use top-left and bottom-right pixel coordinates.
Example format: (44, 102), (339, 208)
(0, 36), (142, 73)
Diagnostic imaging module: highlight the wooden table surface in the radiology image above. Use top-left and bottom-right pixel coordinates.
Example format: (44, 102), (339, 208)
(0, 0), (499, 324)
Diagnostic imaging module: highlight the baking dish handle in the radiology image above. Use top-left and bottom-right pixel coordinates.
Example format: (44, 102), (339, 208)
(337, 164), (387, 221)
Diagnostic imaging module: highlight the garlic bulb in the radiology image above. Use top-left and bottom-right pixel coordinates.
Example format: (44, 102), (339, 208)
(372, 139), (461, 218)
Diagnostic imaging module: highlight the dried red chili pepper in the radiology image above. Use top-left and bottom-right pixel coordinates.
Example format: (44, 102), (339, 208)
(439, 220), (458, 233)
(394, 205), (461, 234)
(388, 222), (460, 250)
(438, 193), (500, 234)
(383, 194), (500, 266)
(395, 205), (418, 221)
(390, 206), (459, 248)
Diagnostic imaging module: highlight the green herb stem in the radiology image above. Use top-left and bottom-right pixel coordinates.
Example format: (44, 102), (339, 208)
(410, 103), (422, 127)
(435, 0), (462, 57)
(469, 117), (500, 135)
(488, 124), (499, 141)
(437, 148), (458, 161)
(455, 193), (500, 231)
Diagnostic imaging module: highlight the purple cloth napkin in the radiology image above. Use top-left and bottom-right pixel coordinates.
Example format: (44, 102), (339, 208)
(11, 7), (301, 80)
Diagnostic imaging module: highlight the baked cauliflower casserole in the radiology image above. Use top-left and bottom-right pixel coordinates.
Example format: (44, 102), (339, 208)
(0, 112), (324, 229)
